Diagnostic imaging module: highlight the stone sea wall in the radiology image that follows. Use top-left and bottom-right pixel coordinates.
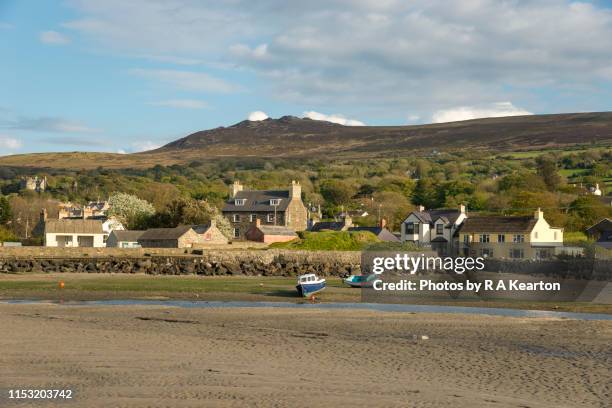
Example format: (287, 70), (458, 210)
(0, 250), (362, 277)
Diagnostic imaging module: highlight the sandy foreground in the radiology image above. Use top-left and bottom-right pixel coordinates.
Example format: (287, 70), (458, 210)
(0, 304), (610, 408)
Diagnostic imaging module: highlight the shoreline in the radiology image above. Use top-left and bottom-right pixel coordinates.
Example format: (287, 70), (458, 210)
(1, 273), (611, 315)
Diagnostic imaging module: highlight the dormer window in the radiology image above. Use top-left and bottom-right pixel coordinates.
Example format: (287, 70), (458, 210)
(235, 198), (246, 206)
(269, 198), (281, 206)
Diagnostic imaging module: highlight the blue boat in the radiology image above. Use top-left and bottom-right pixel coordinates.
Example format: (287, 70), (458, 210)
(296, 274), (326, 298)
(343, 274), (377, 288)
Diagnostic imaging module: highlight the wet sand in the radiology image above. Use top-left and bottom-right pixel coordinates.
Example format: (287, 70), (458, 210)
(0, 303), (610, 407)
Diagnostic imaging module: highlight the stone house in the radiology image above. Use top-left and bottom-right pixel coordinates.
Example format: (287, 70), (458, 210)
(106, 230), (145, 248)
(192, 220), (229, 244)
(222, 181), (307, 240)
(458, 209), (564, 259)
(20, 176), (47, 192)
(245, 219), (298, 243)
(138, 226), (201, 248)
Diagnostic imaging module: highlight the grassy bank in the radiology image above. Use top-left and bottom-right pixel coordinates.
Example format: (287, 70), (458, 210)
(0, 273), (610, 314)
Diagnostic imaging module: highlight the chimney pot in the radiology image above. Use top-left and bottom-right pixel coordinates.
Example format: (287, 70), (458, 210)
(255, 218), (261, 227)
(380, 218), (387, 228)
(417, 205), (425, 212)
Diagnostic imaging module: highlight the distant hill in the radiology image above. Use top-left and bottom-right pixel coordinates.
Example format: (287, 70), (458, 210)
(1, 112), (611, 170)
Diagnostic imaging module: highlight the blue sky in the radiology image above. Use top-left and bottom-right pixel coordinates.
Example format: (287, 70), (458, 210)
(1, 0), (612, 155)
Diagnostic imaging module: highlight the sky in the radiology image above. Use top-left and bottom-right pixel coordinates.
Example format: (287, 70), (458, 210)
(1, 0), (612, 155)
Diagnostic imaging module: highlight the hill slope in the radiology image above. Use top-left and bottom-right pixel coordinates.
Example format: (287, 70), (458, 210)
(1, 112), (611, 169)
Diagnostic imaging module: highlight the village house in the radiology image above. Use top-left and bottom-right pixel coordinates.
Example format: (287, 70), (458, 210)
(310, 214), (353, 232)
(401, 205), (467, 254)
(106, 230), (144, 248)
(586, 218), (612, 249)
(38, 209), (123, 247)
(192, 220), (229, 245)
(458, 208), (564, 259)
(138, 226), (201, 248)
(222, 181), (307, 240)
(44, 219), (107, 247)
(348, 219), (399, 242)
(245, 219), (298, 243)
(59, 201), (110, 219)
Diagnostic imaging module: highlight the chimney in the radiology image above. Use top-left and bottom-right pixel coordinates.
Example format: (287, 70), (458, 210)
(289, 180), (301, 200)
(417, 205), (425, 212)
(534, 207), (543, 220)
(343, 214), (352, 227)
(459, 204), (466, 214)
(255, 218), (261, 228)
(379, 218), (387, 229)
(230, 181), (243, 198)
(40, 208), (48, 222)
(209, 218), (216, 227)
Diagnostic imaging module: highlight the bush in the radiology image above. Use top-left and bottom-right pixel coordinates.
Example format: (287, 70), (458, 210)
(269, 231), (380, 251)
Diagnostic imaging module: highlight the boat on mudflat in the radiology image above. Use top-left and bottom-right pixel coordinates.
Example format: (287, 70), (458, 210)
(296, 273), (326, 298)
(343, 274), (378, 288)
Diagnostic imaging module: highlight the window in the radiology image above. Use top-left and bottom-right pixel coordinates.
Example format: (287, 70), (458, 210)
(534, 231), (539, 239)
(463, 235), (470, 244)
(235, 198), (246, 206)
(509, 249), (524, 259)
(497, 234), (505, 243)
(233, 228), (240, 238)
(103, 234), (108, 243)
(479, 234), (490, 243)
(554, 232), (558, 241)
(405, 222), (415, 234)
(269, 199), (281, 206)
(436, 224), (443, 235)
(267, 213), (275, 223)
(249, 214), (256, 222)
(513, 234), (525, 243)
(232, 214), (240, 222)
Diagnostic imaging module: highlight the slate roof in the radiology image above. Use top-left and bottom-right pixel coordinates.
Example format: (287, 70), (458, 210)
(255, 225), (298, 236)
(110, 230), (145, 242)
(458, 216), (537, 234)
(348, 226), (399, 242)
(45, 219), (104, 234)
(409, 209), (463, 225)
(139, 226), (194, 241)
(222, 190), (291, 212)
(586, 218), (612, 235)
(310, 221), (346, 231)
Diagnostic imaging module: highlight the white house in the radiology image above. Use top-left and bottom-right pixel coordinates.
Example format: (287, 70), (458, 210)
(401, 205), (468, 253)
(44, 219), (108, 247)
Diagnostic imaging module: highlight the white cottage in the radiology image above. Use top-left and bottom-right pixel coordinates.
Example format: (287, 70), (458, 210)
(44, 219), (108, 247)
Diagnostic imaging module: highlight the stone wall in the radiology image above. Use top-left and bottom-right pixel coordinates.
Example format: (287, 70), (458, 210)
(0, 249), (361, 277)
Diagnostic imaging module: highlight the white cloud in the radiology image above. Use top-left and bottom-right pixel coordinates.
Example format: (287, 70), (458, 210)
(248, 111), (269, 121)
(303, 111), (365, 126)
(0, 135), (21, 150)
(39, 30), (71, 45)
(148, 99), (208, 109)
(117, 149), (127, 154)
(1, 116), (100, 133)
(131, 140), (163, 152)
(62, 0), (612, 115)
(431, 102), (533, 123)
(407, 114), (420, 123)
(129, 68), (239, 93)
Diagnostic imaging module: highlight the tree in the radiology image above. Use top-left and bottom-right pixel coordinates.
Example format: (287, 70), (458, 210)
(536, 157), (563, 191)
(412, 178), (439, 209)
(566, 196), (611, 232)
(107, 192), (155, 229)
(320, 180), (357, 205)
(0, 195), (11, 225)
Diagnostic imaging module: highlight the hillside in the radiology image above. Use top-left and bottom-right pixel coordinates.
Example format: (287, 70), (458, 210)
(1, 112), (611, 170)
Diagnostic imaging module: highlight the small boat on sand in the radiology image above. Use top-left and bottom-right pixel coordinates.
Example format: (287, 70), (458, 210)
(343, 274), (377, 288)
(296, 274), (326, 298)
